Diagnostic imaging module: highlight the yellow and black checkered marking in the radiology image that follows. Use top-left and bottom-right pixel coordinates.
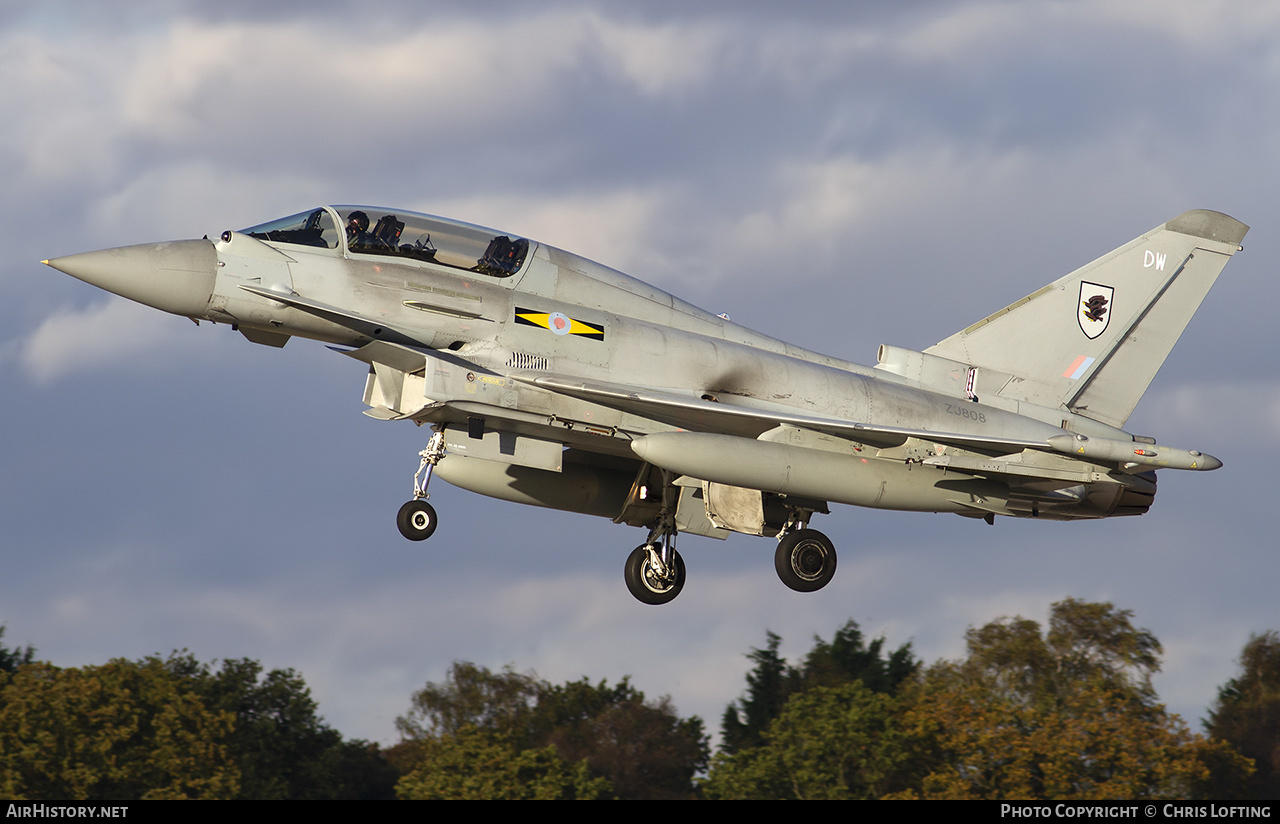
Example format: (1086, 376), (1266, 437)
(514, 308), (605, 340)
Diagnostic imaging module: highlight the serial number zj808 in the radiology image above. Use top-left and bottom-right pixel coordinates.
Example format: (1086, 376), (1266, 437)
(944, 404), (987, 423)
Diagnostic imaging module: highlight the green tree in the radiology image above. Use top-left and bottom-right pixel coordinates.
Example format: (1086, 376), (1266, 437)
(0, 626), (35, 674)
(176, 656), (341, 799)
(896, 599), (1249, 800)
(0, 658), (239, 799)
(531, 676), (708, 799)
(396, 661), (541, 742)
(705, 682), (907, 799)
(170, 654), (397, 799)
(395, 662), (707, 799)
(1204, 631), (1280, 799)
(801, 620), (918, 693)
(396, 725), (611, 800)
(720, 620), (917, 754)
(720, 631), (796, 755)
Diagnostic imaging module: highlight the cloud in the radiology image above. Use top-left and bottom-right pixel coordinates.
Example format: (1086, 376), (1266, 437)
(12, 298), (199, 384)
(86, 162), (330, 244)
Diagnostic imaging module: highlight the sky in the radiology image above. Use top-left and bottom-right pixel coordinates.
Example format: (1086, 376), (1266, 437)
(2, 0), (1278, 747)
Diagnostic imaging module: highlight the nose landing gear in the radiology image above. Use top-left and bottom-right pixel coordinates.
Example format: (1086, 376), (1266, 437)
(397, 429), (446, 541)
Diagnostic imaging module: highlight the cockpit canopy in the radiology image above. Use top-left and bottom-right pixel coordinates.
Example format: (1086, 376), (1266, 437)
(240, 206), (530, 277)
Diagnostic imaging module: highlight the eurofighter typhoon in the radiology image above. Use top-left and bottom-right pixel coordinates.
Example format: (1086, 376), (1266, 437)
(44, 207), (1246, 604)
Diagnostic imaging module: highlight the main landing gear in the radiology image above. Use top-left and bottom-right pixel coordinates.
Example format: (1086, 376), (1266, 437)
(774, 528), (837, 592)
(623, 473), (685, 605)
(773, 511), (837, 593)
(623, 520), (839, 605)
(397, 429), (445, 541)
(624, 541), (686, 606)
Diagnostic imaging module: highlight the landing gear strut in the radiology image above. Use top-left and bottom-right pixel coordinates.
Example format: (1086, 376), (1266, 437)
(397, 429), (445, 541)
(623, 471), (685, 605)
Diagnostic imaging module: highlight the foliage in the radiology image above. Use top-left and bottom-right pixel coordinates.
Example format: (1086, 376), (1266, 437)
(168, 654), (398, 799)
(708, 601), (1251, 800)
(1204, 631), (1280, 799)
(705, 683), (907, 799)
(395, 662), (708, 799)
(802, 620), (919, 694)
(719, 620), (917, 754)
(0, 626), (35, 675)
(396, 725), (611, 800)
(328, 739), (402, 800)
(0, 650), (396, 800)
(720, 631), (796, 755)
(169, 655), (348, 799)
(396, 661), (540, 741)
(0, 658), (239, 800)
(898, 676), (1238, 799)
(532, 676), (708, 799)
(894, 599), (1250, 800)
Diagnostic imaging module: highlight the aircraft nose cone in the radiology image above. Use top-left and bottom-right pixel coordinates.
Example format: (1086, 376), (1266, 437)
(44, 239), (217, 317)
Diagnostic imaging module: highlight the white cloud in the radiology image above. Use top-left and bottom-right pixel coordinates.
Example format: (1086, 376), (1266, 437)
(114, 12), (724, 149)
(14, 298), (199, 384)
(87, 162), (330, 244)
(584, 14), (723, 97)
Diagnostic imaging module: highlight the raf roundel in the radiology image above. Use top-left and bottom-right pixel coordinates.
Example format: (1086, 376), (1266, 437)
(549, 312), (571, 335)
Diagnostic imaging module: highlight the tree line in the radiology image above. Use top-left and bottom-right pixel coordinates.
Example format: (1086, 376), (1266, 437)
(0, 600), (1275, 800)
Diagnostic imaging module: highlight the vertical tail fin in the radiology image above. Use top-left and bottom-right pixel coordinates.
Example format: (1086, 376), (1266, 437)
(925, 210), (1247, 428)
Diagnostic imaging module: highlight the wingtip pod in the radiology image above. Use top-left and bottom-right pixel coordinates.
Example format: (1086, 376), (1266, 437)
(1165, 210), (1249, 248)
(1046, 434), (1222, 471)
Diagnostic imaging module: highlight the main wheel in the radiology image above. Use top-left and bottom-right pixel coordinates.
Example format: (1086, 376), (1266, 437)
(775, 529), (837, 592)
(624, 544), (686, 605)
(397, 500), (438, 541)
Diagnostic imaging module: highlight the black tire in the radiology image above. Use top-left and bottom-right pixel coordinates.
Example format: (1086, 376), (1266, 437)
(397, 500), (438, 541)
(775, 529), (837, 592)
(624, 544), (686, 605)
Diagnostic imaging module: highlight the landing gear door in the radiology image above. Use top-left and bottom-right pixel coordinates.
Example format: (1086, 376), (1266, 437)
(703, 482), (769, 536)
(673, 479), (729, 539)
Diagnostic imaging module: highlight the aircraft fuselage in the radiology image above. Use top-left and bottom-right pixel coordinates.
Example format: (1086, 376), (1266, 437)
(45, 204), (1244, 602)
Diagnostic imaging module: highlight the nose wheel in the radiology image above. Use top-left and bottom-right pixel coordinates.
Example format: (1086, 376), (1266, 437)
(775, 528), (837, 592)
(397, 499), (438, 541)
(397, 429), (446, 541)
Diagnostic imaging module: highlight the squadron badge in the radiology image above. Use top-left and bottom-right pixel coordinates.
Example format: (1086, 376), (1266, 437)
(1077, 282), (1113, 340)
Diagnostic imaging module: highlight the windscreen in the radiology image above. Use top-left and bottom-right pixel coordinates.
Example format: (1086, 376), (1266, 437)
(241, 208), (338, 248)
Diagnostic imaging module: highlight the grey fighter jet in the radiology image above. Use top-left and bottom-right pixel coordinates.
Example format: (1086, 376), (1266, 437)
(44, 206), (1246, 604)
